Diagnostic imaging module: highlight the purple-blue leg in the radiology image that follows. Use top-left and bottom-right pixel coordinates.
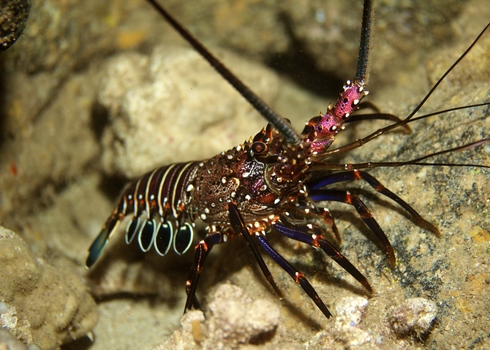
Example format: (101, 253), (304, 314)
(272, 223), (372, 293)
(253, 230), (333, 318)
(227, 202), (283, 298)
(308, 170), (439, 236)
(309, 188), (396, 266)
(285, 202), (341, 243)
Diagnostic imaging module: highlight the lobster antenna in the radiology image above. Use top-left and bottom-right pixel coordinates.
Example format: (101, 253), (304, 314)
(324, 21), (490, 157)
(146, 0), (301, 145)
(314, 139), (490, 171)
(355, 0), (374, 83)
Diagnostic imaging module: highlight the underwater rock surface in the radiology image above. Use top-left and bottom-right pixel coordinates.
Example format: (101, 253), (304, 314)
(0, 227), (97, 349)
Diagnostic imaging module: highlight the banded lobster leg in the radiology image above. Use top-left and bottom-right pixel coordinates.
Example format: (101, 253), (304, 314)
(184, 203), (284, 311)
(184, 232), (224, 311)
(285, 202), (342, 244)
(271, 222), (373, 294)
(307, 170), (440, 266)
(227, 203), (371, 319)
(309, 170), (440, 236)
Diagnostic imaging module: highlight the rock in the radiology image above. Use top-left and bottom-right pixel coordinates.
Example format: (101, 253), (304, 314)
(388, 298), (437, 337)
(0, 327), (29, 350)
(158, 284), (285, 350)
(334, 297), (374, 347)
(98, 45), (279, 178)
(0, 227), (97, 350)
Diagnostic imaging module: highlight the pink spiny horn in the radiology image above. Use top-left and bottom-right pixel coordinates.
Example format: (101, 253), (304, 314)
(303, 80), (368, 155)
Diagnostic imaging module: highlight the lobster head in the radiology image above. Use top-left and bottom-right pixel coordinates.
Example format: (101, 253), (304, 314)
(248, 122), (310, 199)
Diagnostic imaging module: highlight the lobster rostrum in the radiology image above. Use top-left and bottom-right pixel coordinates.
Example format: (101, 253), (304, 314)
(86, 0), (490, 319)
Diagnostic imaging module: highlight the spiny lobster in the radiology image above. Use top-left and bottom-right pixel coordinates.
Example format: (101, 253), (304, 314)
(86, 0), (490, 320)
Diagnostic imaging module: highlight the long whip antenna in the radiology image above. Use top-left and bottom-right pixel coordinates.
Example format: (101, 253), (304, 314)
(355, 0), (374, 83)
(146, 0), (302, 145)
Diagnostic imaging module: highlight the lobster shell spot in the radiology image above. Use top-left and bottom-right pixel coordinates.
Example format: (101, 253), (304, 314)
(138, 219), (156, 252)
(154, 221), (173, 256)
(173, 223), (194, 255)
(126, 216), (141, 244)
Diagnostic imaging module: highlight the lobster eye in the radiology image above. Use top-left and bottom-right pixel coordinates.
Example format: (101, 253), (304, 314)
(251, 141), (267, 155)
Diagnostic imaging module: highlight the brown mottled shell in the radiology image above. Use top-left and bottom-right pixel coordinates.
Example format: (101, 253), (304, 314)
(193, 126), (312, 227)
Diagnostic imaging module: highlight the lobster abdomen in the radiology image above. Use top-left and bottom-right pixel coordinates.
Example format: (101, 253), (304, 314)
(86, 162), (199, 268)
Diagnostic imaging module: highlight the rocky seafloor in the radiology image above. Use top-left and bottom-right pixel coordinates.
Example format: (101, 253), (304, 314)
(0, 0), (489, 349)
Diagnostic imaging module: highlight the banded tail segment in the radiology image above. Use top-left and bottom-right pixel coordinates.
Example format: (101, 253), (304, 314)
(86, 162), (199, 268)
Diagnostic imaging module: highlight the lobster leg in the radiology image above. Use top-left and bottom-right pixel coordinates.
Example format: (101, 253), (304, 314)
(227, 202), (283, 298)
(309, 189), (396, 266)
(284, 202), (341, 243)
(185, 203), (285, 312)
(272, 223), (372, 293)
(184, 232), (225, 311)
(319, 207), (340, 242)
(254, 231), (332, 318)
(309, 170), (439, 236)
